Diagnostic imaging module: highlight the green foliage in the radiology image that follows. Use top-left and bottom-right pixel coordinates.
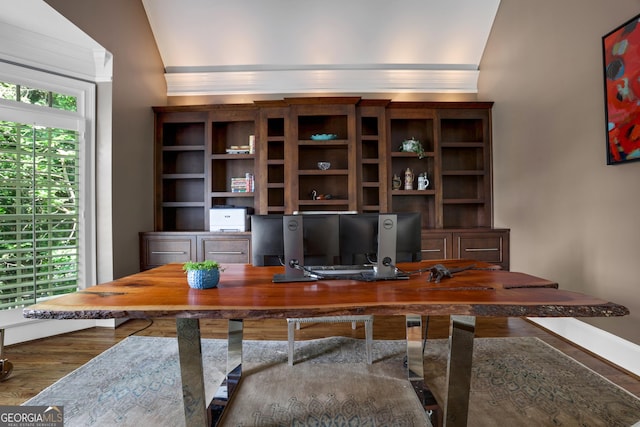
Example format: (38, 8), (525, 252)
(399, 137), (426, 159)
(0, 119), (80, 310)
(182, 260), (224, 272)
(0, 82), (77, 112)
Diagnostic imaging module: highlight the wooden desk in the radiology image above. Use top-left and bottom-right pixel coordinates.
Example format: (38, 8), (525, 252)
(23, 260), (628, 427)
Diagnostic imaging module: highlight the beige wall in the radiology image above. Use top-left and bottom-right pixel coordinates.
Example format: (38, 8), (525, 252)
(480, 0), (640, 344)
(45, 0), (166, 279)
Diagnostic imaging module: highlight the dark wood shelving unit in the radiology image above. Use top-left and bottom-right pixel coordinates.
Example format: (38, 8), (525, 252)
(147, 98), (510, 270)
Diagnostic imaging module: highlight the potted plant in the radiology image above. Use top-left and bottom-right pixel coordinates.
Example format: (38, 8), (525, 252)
(400, 137), (426, 159)
(182, 260), (224, 289)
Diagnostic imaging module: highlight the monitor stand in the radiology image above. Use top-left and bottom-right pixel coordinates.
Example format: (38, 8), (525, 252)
(273, 215), (316, 283)
(371, 214), (400, 279)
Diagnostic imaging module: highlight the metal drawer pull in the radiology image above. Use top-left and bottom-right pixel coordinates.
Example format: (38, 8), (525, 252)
(421, 249), (442, 252)
(464, 248), (499, 252)
(151, 251), (187, 255)
(208, 251), (244, 255)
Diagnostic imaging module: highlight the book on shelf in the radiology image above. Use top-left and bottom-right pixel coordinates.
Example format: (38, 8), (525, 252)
(230, 174), (254, 192)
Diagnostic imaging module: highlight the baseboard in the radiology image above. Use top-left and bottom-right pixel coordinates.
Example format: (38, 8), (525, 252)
(528, 317), (640, 377)
(95, 318), (129, 328)
(2, 319), (96, 346)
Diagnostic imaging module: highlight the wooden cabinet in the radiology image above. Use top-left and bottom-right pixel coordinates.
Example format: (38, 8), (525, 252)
(154, 106), (258, 231)
(140, 232), (250, 270)
(387, 105), (437, 228)
(453, 230), (509, 270)
(149, 97), (508, 270)
(256, 103), (287, 214)
(209, 106), (258, 226)
(357, 100), (389, 212)
(421, 229), (510, 270)
(154, 112), (207, 231)
(197, 233), (250, 264)
(439, 108), (493, 228)
(386, 103), (493, 229)
(154, 99), (494, 228)
(139, 232), (197, 270)
(420, 230), (451, 261)
(286, 98), (359, 213)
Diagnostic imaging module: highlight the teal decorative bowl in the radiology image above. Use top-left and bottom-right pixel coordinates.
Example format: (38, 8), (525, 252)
(186, 269), (220, 289)
(310, 134), (337, 140)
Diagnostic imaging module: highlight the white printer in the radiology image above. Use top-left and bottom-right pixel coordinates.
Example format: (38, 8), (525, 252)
(209, 208), (249, 232)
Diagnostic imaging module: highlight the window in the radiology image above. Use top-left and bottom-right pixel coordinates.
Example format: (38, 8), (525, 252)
(0, 63), (95, 313)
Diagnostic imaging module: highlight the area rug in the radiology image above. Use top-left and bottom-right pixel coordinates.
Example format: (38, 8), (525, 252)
(23, 336), (640, 427)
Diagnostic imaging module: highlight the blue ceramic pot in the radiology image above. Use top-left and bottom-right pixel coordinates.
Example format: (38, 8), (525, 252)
(186, 269), (220, 289)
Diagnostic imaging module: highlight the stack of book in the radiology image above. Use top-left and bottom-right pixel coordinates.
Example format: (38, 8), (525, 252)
(231, 174), (254, 192)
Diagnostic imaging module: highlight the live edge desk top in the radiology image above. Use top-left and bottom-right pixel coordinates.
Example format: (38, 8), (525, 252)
(23, 260), (628, 320)
(22, 260), (629, 427)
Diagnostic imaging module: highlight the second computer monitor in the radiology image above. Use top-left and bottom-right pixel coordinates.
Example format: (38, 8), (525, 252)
(339, 212), (422, 265)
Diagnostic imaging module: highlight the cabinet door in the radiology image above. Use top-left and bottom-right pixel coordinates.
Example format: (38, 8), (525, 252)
(453, 230), (509, 270)
(140, 233), (196, 270)
(197, 234), (250, 264)
(420, 231), (451, 261)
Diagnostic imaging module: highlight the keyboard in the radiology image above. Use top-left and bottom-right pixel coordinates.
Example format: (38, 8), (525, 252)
(306, 264), (375, 276)
(306, 264), (410, 281)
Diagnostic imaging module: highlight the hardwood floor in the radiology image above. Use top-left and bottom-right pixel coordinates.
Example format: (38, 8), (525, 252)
(1, 316), (639, 406)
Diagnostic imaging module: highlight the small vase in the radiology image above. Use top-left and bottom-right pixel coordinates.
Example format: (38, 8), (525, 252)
(392, 174), (402, 190)
(404, 167), (414, 190)
(187, 269), (220, 289)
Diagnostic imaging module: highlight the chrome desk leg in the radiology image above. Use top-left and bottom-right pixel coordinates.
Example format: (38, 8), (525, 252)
(444, 315), (476, 427)
(406, 315), (442, 427)
(210, 319), (244, 425)
(176, 318), (208, 427)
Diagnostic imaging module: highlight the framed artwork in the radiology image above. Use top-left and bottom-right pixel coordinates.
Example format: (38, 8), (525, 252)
(603, 12), (640, 165)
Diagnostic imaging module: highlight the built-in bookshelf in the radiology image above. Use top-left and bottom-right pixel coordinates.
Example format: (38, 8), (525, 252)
(150, 98), (508, 269)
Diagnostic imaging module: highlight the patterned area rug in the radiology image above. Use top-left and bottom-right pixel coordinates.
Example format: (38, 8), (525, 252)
(23, 336), (640, 427)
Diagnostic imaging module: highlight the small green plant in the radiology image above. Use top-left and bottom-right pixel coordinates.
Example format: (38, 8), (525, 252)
(182, 260), (224, 272)
(400, 137), (426, 159)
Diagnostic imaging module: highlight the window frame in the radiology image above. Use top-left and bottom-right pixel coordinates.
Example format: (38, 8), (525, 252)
(0, 61), (96, 328)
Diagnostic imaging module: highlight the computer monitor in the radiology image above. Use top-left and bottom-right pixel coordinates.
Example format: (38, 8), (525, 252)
(250, 214), (340, 267)
(395, 212), (422, 262)
(339, 212), (422, 265)
(250, 214), (284, 266)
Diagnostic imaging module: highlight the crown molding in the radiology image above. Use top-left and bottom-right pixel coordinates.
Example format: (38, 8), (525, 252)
(164, 66), (479, 96)
(0, 22), (112, 82)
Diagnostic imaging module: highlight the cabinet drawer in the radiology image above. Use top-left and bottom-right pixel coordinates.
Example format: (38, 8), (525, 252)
(453, 232), (509, 270)
(420, 232), (450, 261)
(198, 236), (250, 264)
(142, 237), (195, 269)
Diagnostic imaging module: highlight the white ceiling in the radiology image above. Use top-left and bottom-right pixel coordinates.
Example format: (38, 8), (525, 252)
(142, 0), (501, 96)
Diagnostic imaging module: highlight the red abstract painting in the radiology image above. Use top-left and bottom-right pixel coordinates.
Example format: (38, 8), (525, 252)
(603, 13), (640, 164)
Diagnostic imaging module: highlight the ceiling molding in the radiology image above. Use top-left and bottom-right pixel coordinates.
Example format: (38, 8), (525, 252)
(0, 22), (112, 82)
(165, 67), (480, 96)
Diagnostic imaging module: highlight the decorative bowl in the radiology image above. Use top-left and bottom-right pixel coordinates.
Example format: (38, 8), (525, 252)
(186, 269), (220, 289)
(310, 134), (337, 141)
(317, 161), (331, 170)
